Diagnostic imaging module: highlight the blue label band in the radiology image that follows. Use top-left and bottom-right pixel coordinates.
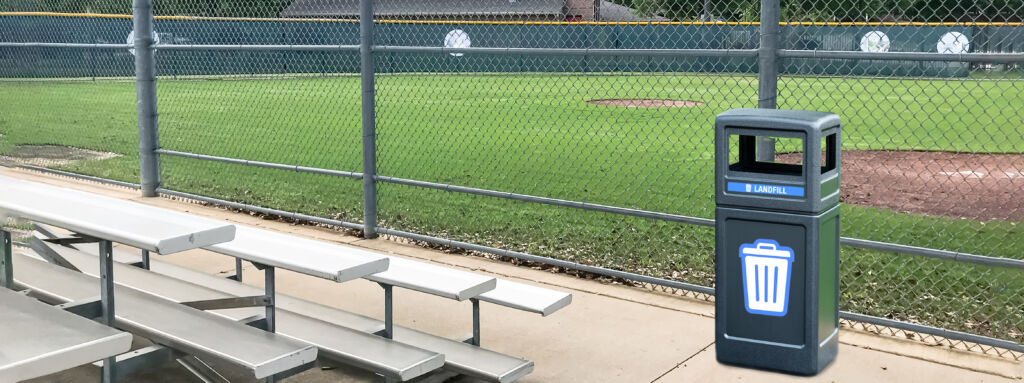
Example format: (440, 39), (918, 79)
(727, 182), (805, 197)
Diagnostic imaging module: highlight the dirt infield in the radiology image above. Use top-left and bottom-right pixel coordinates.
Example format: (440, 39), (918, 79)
(0, 145), (119, 167)
(587, 99), (704, 108)
(780, 150), (1023, 221)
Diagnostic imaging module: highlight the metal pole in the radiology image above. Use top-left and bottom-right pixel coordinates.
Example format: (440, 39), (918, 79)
(264, 266), (276, 333)
(756, 0), (780, 161)
(1, 230), (11, 289)
(359, 0), (378, 239)
(140, 250), (150, 270)
(263, 266), (277, 383)
(234, 257), (243, 282)
(471, 298), (480, 346)
(382, 284), (393, 339)
(134, 0), (161, 197)
(99, 240), (116, 382)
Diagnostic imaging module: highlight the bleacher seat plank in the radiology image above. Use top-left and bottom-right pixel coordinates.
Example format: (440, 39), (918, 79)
(207, 226), (389, 282)
(141, 258), (533, 382)
(39, 243), (446, 382)
(478, 280), (572, 316)
(0, 288), (133, 383)
(0, 175), (234, 254)
(11, 253), (317, 379)
(63, 243), (535, 382)
(367, 256), (496, 301)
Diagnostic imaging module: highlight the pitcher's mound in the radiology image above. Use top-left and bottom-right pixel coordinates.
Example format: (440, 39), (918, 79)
(780, 150), (1023, 221)
(0, 145), (120, 167)
(587, 99), (704, 108)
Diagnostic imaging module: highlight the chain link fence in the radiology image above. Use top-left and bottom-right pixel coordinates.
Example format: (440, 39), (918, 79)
(1, 0), (1023, 359)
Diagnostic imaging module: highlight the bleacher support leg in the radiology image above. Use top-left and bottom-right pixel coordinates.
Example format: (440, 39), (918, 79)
(265, 265), (277, 383)
(382, 284), (393, 339)
(1, 230), (12, 289)
(99, 240), (117, 383)
(140, 250), (150, 270)
(471, 298), (481, 346)
(265, 266), (276, 333)
(229, 257), (243, 282)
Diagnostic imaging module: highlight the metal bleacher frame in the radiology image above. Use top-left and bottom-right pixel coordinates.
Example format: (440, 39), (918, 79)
(2, 175), (572, 382)
(0, 176), (319, 382)
(0, 176), (243, 382)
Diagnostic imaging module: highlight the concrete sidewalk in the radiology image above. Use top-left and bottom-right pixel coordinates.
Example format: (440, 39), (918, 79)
(4, 167), (1021, 382)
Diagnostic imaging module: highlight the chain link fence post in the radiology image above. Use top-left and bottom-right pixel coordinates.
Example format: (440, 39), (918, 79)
(756, 0), (780, 161)
(360, 0), (379, 239)
(134, 0), (161, 197)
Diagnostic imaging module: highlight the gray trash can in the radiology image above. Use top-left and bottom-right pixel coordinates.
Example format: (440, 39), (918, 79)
(714, 108), (841, 375)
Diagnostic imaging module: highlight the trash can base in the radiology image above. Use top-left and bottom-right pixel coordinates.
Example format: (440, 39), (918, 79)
(716, 332), (838, 376)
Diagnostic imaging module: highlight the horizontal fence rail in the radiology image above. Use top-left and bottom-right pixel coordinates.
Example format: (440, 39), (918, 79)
(156, 149), (364, 179)
(0, 42), (133, 49)
(373, 46), (761, 57)
(153, 44), (361, 51)
(374, 175), (716, 226)
(840, 312), (1024, 353)
(156, 187), (365, 231)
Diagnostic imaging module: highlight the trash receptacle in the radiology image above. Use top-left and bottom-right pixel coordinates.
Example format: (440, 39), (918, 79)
(714, 108), (841, 375)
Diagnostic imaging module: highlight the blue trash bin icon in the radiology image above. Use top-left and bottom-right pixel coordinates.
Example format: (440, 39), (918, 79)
(740, 239), (795, 317)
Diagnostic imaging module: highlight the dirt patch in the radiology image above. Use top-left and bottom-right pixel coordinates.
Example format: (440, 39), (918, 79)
(0, 145), (120, 167)
(587, 99), (704, 108)
(778, 150), (1024, 221)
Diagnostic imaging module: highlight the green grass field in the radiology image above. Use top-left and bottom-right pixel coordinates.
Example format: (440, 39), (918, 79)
(1, 73), (1022, 341)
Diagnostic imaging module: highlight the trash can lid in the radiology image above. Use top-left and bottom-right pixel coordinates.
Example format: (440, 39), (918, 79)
(716, 108), (840, 133)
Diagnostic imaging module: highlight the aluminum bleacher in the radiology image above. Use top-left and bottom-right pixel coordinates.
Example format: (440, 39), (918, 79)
(38, 230), (538, 382)
(1, 175), (571, 382)
(0, 174), (252, 382)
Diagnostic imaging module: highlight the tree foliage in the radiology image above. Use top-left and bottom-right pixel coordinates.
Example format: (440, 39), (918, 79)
(2, 0), (290, 17)
(3, 0), (1022, 21)
(615, 0), (1024, 22)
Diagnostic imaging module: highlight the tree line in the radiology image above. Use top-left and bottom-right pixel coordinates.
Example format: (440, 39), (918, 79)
(3, 0), (1022, 22)
(616, 0), (1024, 22)
(1, 0), (290, 17)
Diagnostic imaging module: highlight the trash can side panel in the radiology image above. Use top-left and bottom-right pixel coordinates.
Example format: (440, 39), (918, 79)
(817, 209), (840, 345)
(722, 215), (807, 347)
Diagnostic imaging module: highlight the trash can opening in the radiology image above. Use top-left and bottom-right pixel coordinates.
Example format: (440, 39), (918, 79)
(727, 133), (839, 176)
(728, 134), (805, 176)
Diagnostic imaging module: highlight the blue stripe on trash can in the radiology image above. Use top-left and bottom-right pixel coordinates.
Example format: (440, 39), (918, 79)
(754, 265), (759, 302)
(772, 266), (778, 303)
(727, 182), (805, 197)
(763, 265), (769, 303)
